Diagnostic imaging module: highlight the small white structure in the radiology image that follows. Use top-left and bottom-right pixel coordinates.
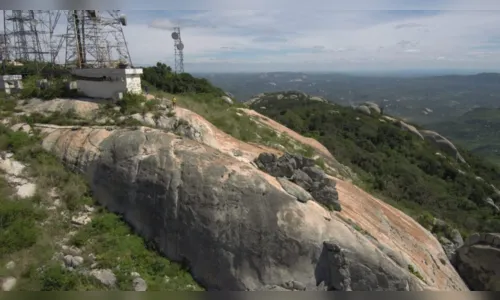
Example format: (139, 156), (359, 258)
(0, 75), (23, 95)
(71, 68), (143, 99)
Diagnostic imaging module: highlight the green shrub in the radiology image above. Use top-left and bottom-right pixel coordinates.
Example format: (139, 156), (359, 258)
(408, 264), (426, 282)
(0, 195), (45, 256)
(117, 92), (146, 115)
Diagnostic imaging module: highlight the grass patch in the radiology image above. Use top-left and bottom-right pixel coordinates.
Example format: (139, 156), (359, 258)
(0, 179), (46, 257)
(156, 91), (322, 157)
(69, 212), (203, 291)
(408, 264), (426, 283)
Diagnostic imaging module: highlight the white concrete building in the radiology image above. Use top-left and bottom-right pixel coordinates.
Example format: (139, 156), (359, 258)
(71, 68), (143, 99)
(0, 75), (23, 95)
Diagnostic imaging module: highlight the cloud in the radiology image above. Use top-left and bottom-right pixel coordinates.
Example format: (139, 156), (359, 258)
(394, 23), (424, 29)
(3, 4), (500, 72)
(117, 7), (500, 72)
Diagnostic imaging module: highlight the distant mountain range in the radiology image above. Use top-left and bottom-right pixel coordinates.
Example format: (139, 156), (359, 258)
(197, 72), (500, 125)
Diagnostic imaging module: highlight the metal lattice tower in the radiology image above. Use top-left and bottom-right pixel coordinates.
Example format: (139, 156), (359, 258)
(64, 10), (132, 69)
(171, 27), (184, 74)
(1, 10), (64, 66)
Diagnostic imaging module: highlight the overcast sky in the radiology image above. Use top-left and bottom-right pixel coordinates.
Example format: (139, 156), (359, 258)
(3, 0), (500, 73)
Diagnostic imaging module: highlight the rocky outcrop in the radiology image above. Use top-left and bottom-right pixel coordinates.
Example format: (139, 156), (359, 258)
(419, 130), (466, 164)
(356, 105), (372, 116)
(17, 98), (101, 118)
(397, 121), (424, 140)
(254, 153), (341, 211)
(364, 102), (381, 114)
(35, 125), (468, 291)
(455, 233), (500, 291)
(431, 218), (464, 262)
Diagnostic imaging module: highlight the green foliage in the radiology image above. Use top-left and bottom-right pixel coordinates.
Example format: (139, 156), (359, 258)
(142, 62), (224, 96)
(70, 212), (203, 291)
(116, 92), (147, 114)
(408, 264), (426, 283)
(1, 61), (70, 78)
(0, 193), (45, 256)
(19, 76), (76, 100)
(250, 92), (500, 234)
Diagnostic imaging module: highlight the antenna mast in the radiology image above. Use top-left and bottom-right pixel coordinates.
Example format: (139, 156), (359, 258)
(171, 27), (184, 74)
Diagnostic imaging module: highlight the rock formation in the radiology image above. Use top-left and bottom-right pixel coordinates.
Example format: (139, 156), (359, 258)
(35, 124), (468, 291)
(419, 130), (466, 164)
(254, 152), (341, 211)
(455, 233), (500, 291)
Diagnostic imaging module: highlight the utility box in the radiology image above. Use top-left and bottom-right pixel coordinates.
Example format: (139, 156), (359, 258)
(0, 75), (23, 94)
(71, 68), (143, 99)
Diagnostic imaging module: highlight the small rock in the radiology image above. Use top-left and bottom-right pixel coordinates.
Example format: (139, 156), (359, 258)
(84, 205), (95, 213)
(62, 245), (82, 256)
(90, 269), (116, 287)
(164, 275), (170, 283)
(133, 277), (148, 291)
(88, 253), (96, 262)
(1, 277), (17, 291)
(130, 272), (140, 278)
(63, 255), (84, 268)
(232, 149), (243, 157)
(71, 214), (92, 226)
(16, 182), (37, 198)
(277, 177), (312, 203)
(90, 262), (99, 269)
(5, 261), (15, 270)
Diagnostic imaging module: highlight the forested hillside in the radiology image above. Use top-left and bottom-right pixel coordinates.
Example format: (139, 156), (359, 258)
(248, 91), (500, 236)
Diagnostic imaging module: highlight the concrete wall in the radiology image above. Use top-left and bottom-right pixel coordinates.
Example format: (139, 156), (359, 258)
(0, 75), (23, 95)
(71, 68), (143, 99)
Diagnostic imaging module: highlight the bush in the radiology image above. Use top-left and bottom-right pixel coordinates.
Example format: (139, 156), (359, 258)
(116, 92), (146, 115)
(0, 194), (45, 256)
(142, 62), (224, 96)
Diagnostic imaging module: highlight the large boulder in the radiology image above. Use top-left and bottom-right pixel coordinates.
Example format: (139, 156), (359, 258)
(36, 125), (468, 291)
(364, 102), (381, 114)
(455, 233), (500, 291)
(419, 130), (466, 164)
(355, 105), (372, 116)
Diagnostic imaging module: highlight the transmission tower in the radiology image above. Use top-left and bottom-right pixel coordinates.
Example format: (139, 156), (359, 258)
(171, 27), (184, 74)
(1, 10), (64, 70)
(64, 10), (133, 69)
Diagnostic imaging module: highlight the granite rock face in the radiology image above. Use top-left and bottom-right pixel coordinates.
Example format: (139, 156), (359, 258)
(36, 125), (468, 291)
(454, 233), (500, 291)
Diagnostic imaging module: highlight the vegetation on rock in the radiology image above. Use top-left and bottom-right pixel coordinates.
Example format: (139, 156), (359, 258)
(0, 124), (201, 291)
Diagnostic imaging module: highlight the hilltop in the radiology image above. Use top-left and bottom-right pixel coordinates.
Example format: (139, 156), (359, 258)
(0, 66), (499, 291)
